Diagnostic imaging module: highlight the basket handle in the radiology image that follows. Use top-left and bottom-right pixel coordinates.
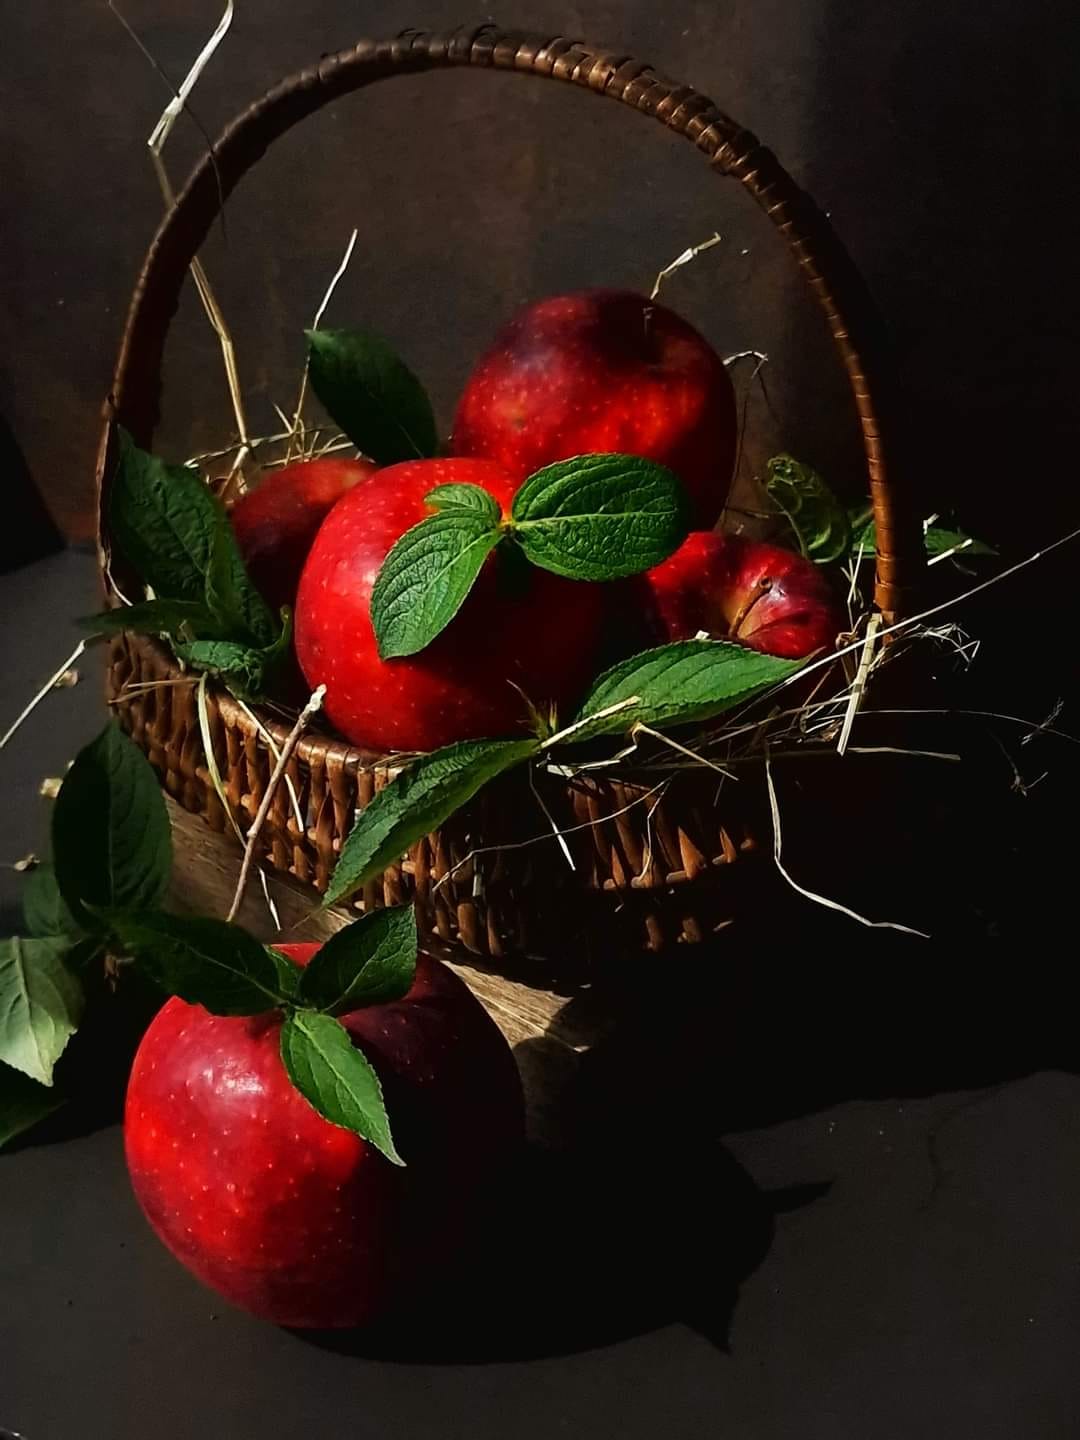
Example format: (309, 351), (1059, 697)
(96, 24), (923, 621)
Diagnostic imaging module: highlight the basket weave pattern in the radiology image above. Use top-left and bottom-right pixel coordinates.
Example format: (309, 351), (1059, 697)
(97, 27), (922, 957)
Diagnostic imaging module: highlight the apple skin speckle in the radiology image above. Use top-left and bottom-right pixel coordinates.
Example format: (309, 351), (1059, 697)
(293, 456), (605, 752)
(124, 945), (524, 1329)
(451, 290), (737, 529)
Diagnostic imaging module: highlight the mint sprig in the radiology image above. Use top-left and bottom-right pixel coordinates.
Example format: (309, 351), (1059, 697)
(1, 721), (417, 1166)
(94, 431), (288, 699)
(369, 454), (690, 658)
(322, 640), (800, 906)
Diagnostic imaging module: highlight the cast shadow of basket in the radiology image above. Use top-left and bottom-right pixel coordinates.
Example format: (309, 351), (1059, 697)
(297, 1046), (782, 1363)
(299, 1147), (778, 1365)
(546, 934), (1080, 1141)
(315, 915), (1078, 1364)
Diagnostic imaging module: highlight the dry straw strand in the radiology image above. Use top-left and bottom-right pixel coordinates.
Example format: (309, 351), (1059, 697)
(226, 686), (325, 923)
(764, 747), (928, 937)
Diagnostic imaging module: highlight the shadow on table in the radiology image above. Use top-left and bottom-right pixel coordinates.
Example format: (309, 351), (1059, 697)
(302, 922), (1080, 1364)
(297, 1070), (781, 1363)
(549, 937), (1080, 1139)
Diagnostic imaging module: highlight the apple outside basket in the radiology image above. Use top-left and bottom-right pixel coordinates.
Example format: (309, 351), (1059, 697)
(96, 26), (926, 963)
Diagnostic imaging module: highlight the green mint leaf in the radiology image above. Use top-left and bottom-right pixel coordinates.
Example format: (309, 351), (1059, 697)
(62, 937), (108, 977)
(78, 599), (225, 639)
(425, 483), (501, 522)
(109, 430), (221, 605)
(52, 723), (172, 929)
(297, 907), (417, 1014)
(176, 610), (292, 701)
(110, 911), (291, 1016)
(509, 454), (689, 580)
(267, 947), (301, 1001)
(203, 507), (277, 646)
(850, 518), (996, 563)
(0, 936), (85, 1086)
(22, 862), (83, 940)
(280, 1010), (404, 1165)
(765, 454), (851, 564)
(370, 511), (502, 659)
(568, 639), (802, 741)
(0, 1064), (66, 1151)
(307, 327), (438, 465)
(324, 737), (538, 906)
(924, 526), (996, 559)
(109, 431), (276, 645)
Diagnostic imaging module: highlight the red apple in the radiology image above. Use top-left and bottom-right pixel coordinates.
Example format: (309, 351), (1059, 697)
(229, 456), (376, 614)
(451, 290), (737, 527)
(124, 944), (524, 1328)
(638, 530), (843, 658)
(294, 457), (605, 752)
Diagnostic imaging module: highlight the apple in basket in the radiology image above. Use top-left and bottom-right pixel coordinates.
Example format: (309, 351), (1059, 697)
(451, 289), (737, 528)
(229, 456), (376, 614)
(124, 942), (524, 1329)
(638, 530), (843, 658)
(293, 456), (605, 752)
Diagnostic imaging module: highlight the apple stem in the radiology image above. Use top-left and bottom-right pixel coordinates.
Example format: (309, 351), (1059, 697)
(728, 578), (772, 639)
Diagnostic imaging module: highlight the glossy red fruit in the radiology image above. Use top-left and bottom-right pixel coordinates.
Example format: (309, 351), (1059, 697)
(639, 530), (843, 659)
(294, 457), (605, 752)
(451, 289), (737, 527)
(229, 456), (376, 614)
(124, 944), (524, 1329)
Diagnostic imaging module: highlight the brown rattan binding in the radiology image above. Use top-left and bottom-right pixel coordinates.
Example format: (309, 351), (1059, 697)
(97, 26), (924, 960)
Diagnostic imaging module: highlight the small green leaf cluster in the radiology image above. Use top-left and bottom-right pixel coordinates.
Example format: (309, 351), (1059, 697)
(2, 723), (416, 1163)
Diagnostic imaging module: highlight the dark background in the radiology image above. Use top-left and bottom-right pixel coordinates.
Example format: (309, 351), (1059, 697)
(3, 0), (1078, 555)
(3, 6), (1080, 1437)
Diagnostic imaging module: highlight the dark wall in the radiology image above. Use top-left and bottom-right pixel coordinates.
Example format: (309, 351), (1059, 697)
(2, 0), (1078, 558)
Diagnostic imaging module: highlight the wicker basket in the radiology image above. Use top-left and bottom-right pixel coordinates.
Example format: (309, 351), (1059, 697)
(96, 26), (924, 961)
